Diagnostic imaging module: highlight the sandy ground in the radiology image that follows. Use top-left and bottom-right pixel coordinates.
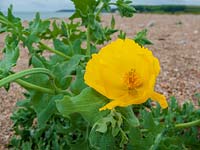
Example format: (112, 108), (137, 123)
(0, 14), (200, 149)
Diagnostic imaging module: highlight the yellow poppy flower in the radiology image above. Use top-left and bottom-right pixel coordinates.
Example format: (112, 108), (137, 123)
(84, 38), (168, 111)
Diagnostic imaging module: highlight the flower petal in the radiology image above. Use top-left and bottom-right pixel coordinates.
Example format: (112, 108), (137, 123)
(99, 94), (148, 111)
(150, 92), (168, 109)
(84, 54), (106, 96)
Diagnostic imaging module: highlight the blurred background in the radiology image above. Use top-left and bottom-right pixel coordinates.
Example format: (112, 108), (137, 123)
(0, 0), (200, 20)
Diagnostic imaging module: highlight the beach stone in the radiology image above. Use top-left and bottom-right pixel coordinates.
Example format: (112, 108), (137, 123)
(147, 20), (156, 27)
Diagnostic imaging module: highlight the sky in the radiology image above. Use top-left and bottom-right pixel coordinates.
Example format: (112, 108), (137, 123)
(0, 0), (200, 12)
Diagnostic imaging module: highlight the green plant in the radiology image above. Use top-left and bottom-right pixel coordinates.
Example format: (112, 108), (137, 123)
(0, 0), (199, 149)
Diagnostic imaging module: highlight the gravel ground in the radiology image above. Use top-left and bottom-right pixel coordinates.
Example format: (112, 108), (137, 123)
(0, 14), (200, 149)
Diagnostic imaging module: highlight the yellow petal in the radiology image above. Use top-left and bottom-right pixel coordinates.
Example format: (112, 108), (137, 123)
(150, 92), (168, 109)
(99, 93), (148, 111)
(84, 54), (106, 96)
(99, 100), (120, 111)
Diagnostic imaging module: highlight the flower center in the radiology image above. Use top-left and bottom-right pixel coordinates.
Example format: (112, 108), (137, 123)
(123, 69), (142, 93)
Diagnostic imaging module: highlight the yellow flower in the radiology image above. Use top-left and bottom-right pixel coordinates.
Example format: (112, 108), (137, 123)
(84, 38), (168, 111)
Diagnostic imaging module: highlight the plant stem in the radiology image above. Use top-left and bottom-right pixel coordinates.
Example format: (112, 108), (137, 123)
(16, 79), (70, 95)
(39, 42), (71, 60)
(0, 68), (54, 88)
(175, 119), (200, 129)
(16, 79), (55, 94)
(0, 68), (71, 95)
(86, 25), (91, 56)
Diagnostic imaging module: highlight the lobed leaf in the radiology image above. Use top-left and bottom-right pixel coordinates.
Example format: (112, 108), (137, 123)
(134, 29), (153, 46)
(56, 87), (109, 125)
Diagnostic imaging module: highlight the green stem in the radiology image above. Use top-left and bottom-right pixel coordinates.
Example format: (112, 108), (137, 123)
(16, 79), (70, 95)
(86, 25), (91, 56)
(0, 68), (71, 95)
(39, 42), (71, 60)
(0, 68), (54, 88)
(16, 79), (55, 94)
(175, 119), (200, 129)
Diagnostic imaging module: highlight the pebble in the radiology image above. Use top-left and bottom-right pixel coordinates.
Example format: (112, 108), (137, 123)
(194, 30), (199, 34)
(147, 20), (156, 27)
(177, 40), (187, 45)
(138, 24), (145, 28)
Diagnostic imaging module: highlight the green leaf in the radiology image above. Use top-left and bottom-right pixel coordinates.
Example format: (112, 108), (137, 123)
(24, 13), (50, 50)
(149, 131), (165, 150)
(89, 15), (107, 42)
(92, 111), (120, 135)
(134, 29), (153, 46)
(37, 95), (63, 127)
(31, 55), (46, 68)
(31, 93), (63, 127)
(116, 0), (136, 17)
(111, 15), (115, 29)
(51, 20), (61, 38)
(7, 5), (21, 23)
(90, 109), (130, 148)
(22, 142), (32, 150)
(89, 128), (116, 150)
(95, 115), (113, 133)
(0, 36), (19, 79)
(51, 55), (84, 89)
(70, 0), (97, 20)
(0, 24), (7, 33)
(62, 21), (83, 41)
(70, 141), (90, 150)
(118, 30), (126, 39)
(70, 66), (87, 94)
(29, 13), (50, 34)
(142, 110), (156, 130)
(118, 106), (140, 127)
(53, 39), (72, 56)
(72, 39), (83, 55)
(1, 6), (24, 34)
(101, 0), (112, 12)
(22, 69), (52, 91)
(56, 87), (109, 124)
